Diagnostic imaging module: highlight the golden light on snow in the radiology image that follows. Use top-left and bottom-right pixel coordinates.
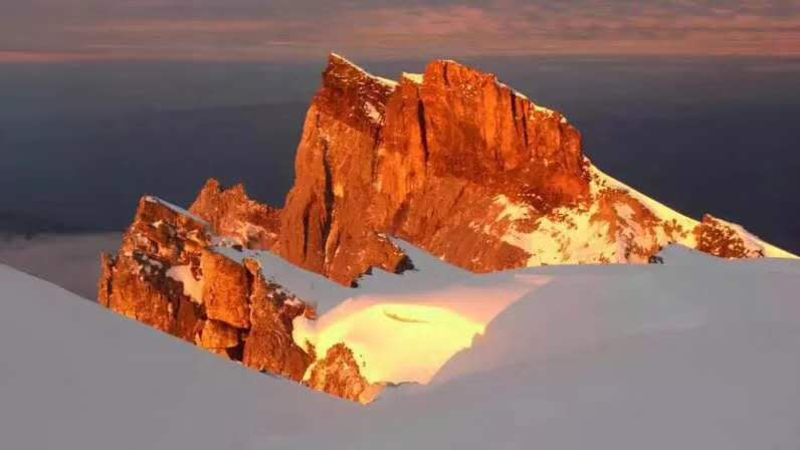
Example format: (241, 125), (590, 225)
(293, 281), (548, 385)
(300, 303), (483, 383)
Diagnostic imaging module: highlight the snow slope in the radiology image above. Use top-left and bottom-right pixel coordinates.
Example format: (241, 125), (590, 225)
(494, 163), (797, 265)
(0, 232), (122, 299)
(2, 243), (800, 449)
(0, 264), (358, 450)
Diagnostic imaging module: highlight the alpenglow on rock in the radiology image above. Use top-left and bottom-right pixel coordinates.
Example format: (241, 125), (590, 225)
(274, 53), (793, 284)
(98, 54), (797, 403)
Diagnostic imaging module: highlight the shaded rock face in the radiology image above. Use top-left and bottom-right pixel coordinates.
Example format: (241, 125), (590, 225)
(99, 198), (313, 380)
(277, 54), (591, 285)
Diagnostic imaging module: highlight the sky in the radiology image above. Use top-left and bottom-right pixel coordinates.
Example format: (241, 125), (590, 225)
(2, 0), (800, 63)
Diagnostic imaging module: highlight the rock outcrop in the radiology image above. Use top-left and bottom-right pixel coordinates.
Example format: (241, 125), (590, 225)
(190, 179), (281, 250)
(98, 53), (796, 404)
(305, 343), (381, 404)
(99, 197), (313, 380)
(694, 214), (766, 259)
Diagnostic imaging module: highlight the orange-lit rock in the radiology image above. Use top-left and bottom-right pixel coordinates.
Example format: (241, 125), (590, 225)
(175, 297), (203, 343)
(190, 179), (281, 250)
(277, 54), (411, 286)
(97, 252), (114, 308)
(98, 195), (332, 396)
(100, 253), (177, 333)
(198, 319), (240, 351)
(200, 249), (250, 329)
(305, 343), (381, 404)
(242, 259), (312, 381)
(695, 214), (765, 259)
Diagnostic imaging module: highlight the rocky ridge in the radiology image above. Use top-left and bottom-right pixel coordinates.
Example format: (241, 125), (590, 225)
(98, 196), (377, 401)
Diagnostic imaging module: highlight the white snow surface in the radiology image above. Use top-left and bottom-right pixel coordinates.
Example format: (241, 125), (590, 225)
(401, 72), (424, 84)
(291, 242), (545, 384)
(497, 81), (530, 101)
(3, 239), (799, 449)
(591, 164), (700, 234)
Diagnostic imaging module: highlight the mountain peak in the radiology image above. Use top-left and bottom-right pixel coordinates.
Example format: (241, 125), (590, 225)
(278, 54), (596, 283)
(97, 53), (797, 402)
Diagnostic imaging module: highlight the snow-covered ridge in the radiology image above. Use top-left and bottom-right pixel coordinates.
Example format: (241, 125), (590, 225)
(589, 165), (699, 233)
(143, 195), (209, 227)
(589, 165), (796, 259)
(330, 52), (398, 90)
(492, 161), (796, 266)
(496, 81), (529, 101)
(335, 54), (570, 127)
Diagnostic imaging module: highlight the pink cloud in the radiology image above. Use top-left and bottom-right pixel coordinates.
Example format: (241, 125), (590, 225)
(4, 2), (800, 62)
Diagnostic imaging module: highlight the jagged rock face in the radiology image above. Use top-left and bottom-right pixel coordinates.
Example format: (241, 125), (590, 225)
(190, 179), (281, 250)
(417, 61), (584, 185)
(305, 343), (382, 404)
(242, 259), (312, 380)
(278, 54), (591, 285)
(277, 56), (413, 286)
(99, 197), (315, 382)
(99, 197), (208, 335)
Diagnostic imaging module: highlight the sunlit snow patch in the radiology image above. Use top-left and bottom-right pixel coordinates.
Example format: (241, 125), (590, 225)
(293, 278), (548, 385)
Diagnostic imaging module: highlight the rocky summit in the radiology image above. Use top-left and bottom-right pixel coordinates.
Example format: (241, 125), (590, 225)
(98, 54), (797, 402)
